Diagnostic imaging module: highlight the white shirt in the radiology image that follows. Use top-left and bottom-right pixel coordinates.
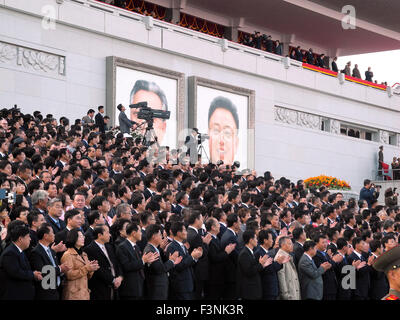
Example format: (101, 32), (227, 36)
(304, 253), (314, 262)
(353, 250), (362, 260)
(13, 242), (23, 253)
(245, 245), (254, 256)
(188, 226), (198, 234)
(227, 227), (237, 237)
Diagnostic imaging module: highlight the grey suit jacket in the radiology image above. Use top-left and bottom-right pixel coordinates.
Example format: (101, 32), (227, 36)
(298, 253), (325, 300)
(118, 111), (135, 134)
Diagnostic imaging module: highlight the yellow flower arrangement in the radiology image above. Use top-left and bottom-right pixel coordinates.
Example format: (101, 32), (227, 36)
(304, 175), (351, 190)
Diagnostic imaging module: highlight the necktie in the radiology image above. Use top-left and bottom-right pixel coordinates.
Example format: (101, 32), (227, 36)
(55, 220), (61, 229)
(181, 244), (187, 255)
(100, 245), (115, 277)
(134, 245), (145, 278)
(46, 247), (60, 286)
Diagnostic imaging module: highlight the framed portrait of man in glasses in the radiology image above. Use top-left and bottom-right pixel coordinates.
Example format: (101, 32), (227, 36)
(188, 77), (255, 170)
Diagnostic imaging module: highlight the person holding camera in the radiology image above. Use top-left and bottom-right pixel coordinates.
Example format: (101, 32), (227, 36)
(384, 187), (398, 207)
(359, 179), (380, 208)
(391, 156), (400, 180)
(117, 104), (137, 135)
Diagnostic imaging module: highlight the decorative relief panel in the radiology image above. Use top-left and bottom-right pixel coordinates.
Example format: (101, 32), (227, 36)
(0, 40), (65, 76)
(379, 130), (389, 144)
(274, 106), (397, 145)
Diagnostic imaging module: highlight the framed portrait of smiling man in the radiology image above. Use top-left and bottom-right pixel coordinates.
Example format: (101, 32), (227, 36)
(188, 76), (255, 170)
(106, 56), (185, 149)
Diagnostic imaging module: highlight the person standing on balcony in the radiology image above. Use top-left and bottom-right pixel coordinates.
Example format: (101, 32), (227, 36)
(378, 145), (384, 178)
(352, 64), (361, 78)
(331, 57), (339, 72)
(342, 61), (351, 76)
(306, 48), (314, 65)
(365, 67), (374, 82)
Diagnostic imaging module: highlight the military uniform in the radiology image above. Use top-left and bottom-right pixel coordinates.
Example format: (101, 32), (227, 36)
(382, 289), (400, 300)
(372, 245), (400, 300)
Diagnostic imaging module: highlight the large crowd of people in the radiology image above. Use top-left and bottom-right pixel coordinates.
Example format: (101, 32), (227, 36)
(0, 105), (399, 301)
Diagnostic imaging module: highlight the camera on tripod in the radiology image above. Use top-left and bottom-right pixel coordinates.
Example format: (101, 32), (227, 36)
(197, 133), (209, 144)
(129, 102), (170, 123)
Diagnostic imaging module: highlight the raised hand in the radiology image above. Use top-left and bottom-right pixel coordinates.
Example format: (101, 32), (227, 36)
(263, 256), (273, 268)
(225, 243), (236, 254)
(202, 233), (212, 245)
(33, 271), (43, 281)
(51, 241), (67, 253)
(332, 254), (343, 263)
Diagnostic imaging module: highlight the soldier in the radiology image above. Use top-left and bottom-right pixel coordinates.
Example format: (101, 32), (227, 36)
(372, 245), (400, 300)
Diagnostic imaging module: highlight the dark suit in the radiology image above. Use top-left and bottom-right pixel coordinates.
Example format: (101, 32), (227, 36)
(187, 226), (209, 299)
(335, 254), (352, 300)
(84, 241), (122, 300)
(220, 228), (239, 299)
(0, 243), (35, 300)
(347, 251), (371, 300)
(365, 71), (373, 82)
(45, 214), (66, 235)
(95, 112), (105, 133)
(293, 242), (304, 268)
(143, 188), (153, 201)
(166, 240), (196, 300)
(313, 250), (338, 300)
(173, 204), (184, 215)
(254, 246), (282, 300)
(369, 254), (389, 300)
(116, 239), (145, 299)
(205, 236), (230, 299)
(332, 61), (338, 72)
(236, 246), (263, 300)
(29, 243), (61, 300)
(306, 51), (314, 64)
(143, 243), (174, 300)
(136, 228), (148, 252)
(84, 227), (95, 248)
(217, 222), (227, 239)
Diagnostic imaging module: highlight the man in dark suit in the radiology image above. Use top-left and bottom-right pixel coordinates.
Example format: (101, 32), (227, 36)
(313, 234), (342, 300)
(220, 213), (241, 299)
(335, 238), (352, 300)
(368, 239), (389, 300)
(186, 210), (210, 299)
(316, 54), (325, 68)
(29, 223), (68, 300)
(117, 104), (136, 134)
(84, 225), (123, 300)
(143, 224), (181, 299)
(237, 230), (272, 300)
(95, 105), (106, 133)
(0, 224), (42, 300)
(166, 221), (203, 300)
(347, 237), (373, 300)
(84, 210), (105, 247)
(173, 191), (188, 215)
(365, 67), (374, 82)
(55, 209), (82, 246)
(255, 229), (288, 300)
(292, 227), (306, 268)
(137, 211), (155, 252)
(45, 198), (66, 234)
(332, 57), (339, 72)
(116, 222), (159, 300)
(295, 46), (303, 62)
(298, 240), (331, 300)
(306, 48), (314, 65)
(204, 217), (236, 299)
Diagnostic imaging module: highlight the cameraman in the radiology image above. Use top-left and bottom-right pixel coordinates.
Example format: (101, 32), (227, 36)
(184, 128), (199, 164)
(359, 179), (380, 208)
(384, 187), (398, 207)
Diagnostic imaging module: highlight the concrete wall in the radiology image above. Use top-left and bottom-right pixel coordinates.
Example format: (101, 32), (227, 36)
(1, 0), (400, 194)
